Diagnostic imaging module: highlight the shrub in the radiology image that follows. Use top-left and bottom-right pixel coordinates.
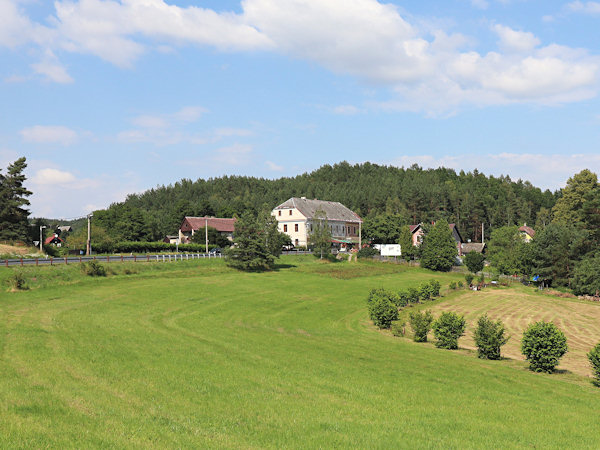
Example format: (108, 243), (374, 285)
(474, 314), (509, 360)
(521, 321), (568, 373)
(457, 281), (464, 289)
(357, 247), (379, 259)
(432, 312), (466, 349)
(367, 288), (400, 307)
(587, 342), (600, 387)
(428, 280), (441, 297)
(449, 281), (457, 290)
(464, 251), (485, 273)
(396, 291), (409, 308)
(368, 297), (398, 329)
(465, 274), (474, 285)
(81, 260), (107, 277)
(407, 287), (420, 304)
(409, 310), (434, 342)
(391, 321), (406, 337)
(418, 283), (431, 302)
(478, 273), (485, 284)
(6, 271), (28, 291)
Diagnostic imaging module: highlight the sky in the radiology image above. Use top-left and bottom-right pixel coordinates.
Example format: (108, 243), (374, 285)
(2, 0), (600, 218)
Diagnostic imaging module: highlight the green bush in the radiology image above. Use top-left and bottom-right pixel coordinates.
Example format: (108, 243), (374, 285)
(357, 247), (379, 259)
(474, 314), (509, 360)
(6, 271), (28, 291)
(521, 322), (568, 373)
(396, 291), (409, 308)
(478, 273), (485, 284)
(409, 310), (433, 342)
(81, 260), (107, 277)
(464, 251), (485, 273)
(449, 281), (457, 290)
(428, 280), (441, 297)
(587, 343), (600, 387)
(418, 283), (431, 302)
(368, 297), (398, 329)
(432, 312), (466, 349)
(457, 281), (464, 289)
(465, 274), (474, 285)
(407, 287), (420, 304)
(391, 321), (406, 337)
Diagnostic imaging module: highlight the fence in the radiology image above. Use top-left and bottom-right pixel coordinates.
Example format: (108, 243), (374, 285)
(2, 252), (222, 268)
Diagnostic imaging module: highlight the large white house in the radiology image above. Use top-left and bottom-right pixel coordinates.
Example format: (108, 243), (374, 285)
(272, 197), (362, 248)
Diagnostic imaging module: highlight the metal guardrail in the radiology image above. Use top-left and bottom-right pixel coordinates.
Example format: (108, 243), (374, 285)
(2, 253), (222, 267)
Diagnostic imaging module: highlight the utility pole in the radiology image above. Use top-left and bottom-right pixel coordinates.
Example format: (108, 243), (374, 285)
(205, 218), (209, 254)
(39, 225), (46, 253)
(482, 223), (484, 244)
(86, 213), (93, 256)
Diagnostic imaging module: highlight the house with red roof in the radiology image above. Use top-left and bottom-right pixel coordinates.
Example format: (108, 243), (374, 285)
(410, 222), (467, 255)
(44, 233), (64, 247)
(519, 224), (536, 242)
(178, 216), (237, 244)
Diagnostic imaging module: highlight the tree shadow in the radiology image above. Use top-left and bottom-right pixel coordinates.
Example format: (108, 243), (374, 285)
(272, 263), (297, 271)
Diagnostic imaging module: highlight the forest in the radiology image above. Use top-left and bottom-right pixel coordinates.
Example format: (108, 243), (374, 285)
(91, 161), (558, 243)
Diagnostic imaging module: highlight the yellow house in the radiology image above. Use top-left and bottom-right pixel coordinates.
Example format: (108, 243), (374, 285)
(519, 224), (536, 242)
(272, 197), (362, 248)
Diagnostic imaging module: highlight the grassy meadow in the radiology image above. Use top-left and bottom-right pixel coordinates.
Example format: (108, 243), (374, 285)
(1, 256), (599, 448)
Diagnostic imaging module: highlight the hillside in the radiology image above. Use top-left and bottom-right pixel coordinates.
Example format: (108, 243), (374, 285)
(0, 257), (598, 447)
(93, 161), (557, 242)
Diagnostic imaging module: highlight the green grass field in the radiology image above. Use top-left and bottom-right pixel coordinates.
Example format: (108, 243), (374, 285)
(1, 257), (599, 448)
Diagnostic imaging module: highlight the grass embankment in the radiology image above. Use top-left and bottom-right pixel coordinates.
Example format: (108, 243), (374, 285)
(424, 286), (600, 377)
(1, 257), (599, 448)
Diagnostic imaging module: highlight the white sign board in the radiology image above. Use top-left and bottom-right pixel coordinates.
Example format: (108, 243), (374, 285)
(379, 244), (402, 256)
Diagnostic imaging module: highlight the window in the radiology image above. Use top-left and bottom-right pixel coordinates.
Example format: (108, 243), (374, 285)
(295, 239), (299, 246)
(289, 210), (292, 215)
(295, 224), (299, 232)
(278, 210), (281, 216)
(283, 224), (288, 232)
(347, 226), (350, 234)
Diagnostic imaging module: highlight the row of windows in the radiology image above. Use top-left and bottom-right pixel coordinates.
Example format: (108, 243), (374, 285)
(278, 209), (293, 216)
(282, 223), (357, 235)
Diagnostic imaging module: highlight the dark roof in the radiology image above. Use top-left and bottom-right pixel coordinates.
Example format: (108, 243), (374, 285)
(181, 217), (236, 233)
(519, 225), (535, 237)
(274, 197), (362, 223)
(461, 242), (486, 254)
(410, 223), (463, 243)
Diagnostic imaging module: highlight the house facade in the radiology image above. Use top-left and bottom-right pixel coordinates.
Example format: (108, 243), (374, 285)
(178, 217), (236, 244)
(410, 222), (467, 256)
(519, 224), (535, 242)
(272, 197), (362, 248)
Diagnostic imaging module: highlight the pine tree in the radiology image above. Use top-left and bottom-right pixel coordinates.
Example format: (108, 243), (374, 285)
(225, 212), (277, 270)
(0, 158), (32, 242)
(308, 208), (332, 259)
(420, 219), (457, 272)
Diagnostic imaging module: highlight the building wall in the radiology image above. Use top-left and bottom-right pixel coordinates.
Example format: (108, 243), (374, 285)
(273, 207), (309, 247)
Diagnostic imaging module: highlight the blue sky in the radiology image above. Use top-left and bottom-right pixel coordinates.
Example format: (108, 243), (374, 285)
(2, 0), (600, 218)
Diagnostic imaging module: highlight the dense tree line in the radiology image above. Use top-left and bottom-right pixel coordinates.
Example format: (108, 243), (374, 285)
(94, 161), (557, 243)
(486, 169), (600, 295)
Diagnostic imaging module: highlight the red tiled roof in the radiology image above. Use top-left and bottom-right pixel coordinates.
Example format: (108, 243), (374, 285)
(44, 234), (64, 245)
(519, 225), (535, 237)
(409, 224), (422, 233)
(180, 217), (236, 233)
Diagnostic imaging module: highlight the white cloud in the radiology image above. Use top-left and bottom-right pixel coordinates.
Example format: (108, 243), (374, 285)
(493, 24), (540, 53)
(173, 106), (209, 123)
(389, 153), (600, 191)
(31, 49), (73, 83)
(213, 143), (253, 165)
(567, 1), (600, 14)
(332, 105), (360, 115)
(265, 160), (283, 171)
(20, 125), (78, 145)
(214, 127), (254, 138)
(31, 168), (76, 185)
(471, 0), (489, 9)
(4, 0), (600, 111)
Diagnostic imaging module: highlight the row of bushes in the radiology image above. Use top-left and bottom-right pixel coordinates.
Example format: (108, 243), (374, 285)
(366, 280), (442, 328)
(88, 241), (219, 254)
